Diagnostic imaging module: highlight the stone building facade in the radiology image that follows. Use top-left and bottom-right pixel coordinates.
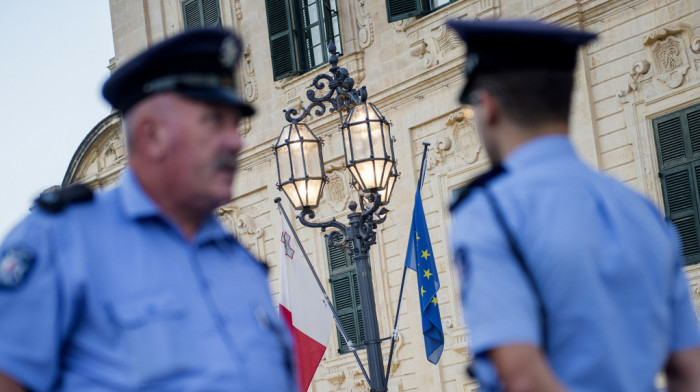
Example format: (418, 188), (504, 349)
(65, 0), (700, 390)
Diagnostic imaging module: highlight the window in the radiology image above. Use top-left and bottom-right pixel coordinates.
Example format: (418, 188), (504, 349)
(653, 103), (700, 265)
(265, 0), (342, 80)
(386, 0), (458, 22)
(182, 0), (221, 30)
(326, 233), (365, 353)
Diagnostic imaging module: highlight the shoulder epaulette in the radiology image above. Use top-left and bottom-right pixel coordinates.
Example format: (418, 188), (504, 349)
(449, 165), (506, 212)
(34, 184), (94, 213)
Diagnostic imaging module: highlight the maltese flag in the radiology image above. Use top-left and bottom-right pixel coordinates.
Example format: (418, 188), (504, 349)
(279, 216), (333, 391)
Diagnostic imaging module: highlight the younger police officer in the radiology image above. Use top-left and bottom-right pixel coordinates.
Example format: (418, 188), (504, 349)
(0, 29), (296, 391)
(448, 20), (700, 391)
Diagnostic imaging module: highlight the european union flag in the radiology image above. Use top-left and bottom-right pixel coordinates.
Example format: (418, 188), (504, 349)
(405, 184), (444, 364)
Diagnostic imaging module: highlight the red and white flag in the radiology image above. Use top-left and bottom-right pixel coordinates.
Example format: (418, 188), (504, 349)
(279, 216), (333, 391)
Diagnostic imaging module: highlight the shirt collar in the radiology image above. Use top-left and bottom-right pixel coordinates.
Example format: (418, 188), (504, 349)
(119, 168), (161, 220)
(118, 168), (234, 244)
(503, 134), (577, 173)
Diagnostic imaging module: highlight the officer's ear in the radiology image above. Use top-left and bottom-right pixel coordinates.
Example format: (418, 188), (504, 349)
(130, 109), (170, 161)
(477, 90), (501, 128)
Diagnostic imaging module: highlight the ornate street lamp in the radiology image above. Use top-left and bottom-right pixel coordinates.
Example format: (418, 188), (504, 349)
(274, 122), (326, 210)
(273, 41), (397, 392)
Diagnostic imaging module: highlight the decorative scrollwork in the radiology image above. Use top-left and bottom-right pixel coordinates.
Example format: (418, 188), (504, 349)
(283, 41), (367, 124)
(298, 207), (348, 234)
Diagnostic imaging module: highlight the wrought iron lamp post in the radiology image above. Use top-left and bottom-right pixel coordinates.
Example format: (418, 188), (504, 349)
(273, 41), (397, 392)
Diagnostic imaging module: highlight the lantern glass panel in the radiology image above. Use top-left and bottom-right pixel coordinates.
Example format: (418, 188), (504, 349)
(277, 143), (292, 182)
(379, 170), (397, 204)
(347, 104), (382, 161)
(281, 183), (302, 208)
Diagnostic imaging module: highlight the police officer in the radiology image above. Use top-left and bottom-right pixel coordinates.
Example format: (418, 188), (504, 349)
(0, 29), (296, 391)
(447, 20), (700, 391)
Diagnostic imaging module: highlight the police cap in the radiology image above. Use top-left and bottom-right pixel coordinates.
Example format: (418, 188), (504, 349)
(446, 19), (597, 103)
(102, 28), (254, 116)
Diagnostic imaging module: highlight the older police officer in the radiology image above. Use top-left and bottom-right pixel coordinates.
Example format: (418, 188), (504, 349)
(0, 29), (295, 391)
(448, 20), (700, 391)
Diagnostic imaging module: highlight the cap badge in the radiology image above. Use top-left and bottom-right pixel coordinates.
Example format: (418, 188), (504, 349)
(220, 36), (239, 68)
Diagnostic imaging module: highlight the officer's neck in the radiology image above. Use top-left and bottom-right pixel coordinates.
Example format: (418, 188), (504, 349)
(131, 165), (208, 241)
(497, 121), (568, 163)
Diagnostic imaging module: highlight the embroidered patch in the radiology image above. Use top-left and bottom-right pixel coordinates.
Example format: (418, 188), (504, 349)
(0, 247), (36, 289)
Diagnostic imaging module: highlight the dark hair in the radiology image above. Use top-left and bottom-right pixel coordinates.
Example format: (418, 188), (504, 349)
(470, 69), (574, 128)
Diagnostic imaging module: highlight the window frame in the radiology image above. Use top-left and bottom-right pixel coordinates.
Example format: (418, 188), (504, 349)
(182, 0), (221, 30)
(266, 0), (342, 81)
(652, 103), (700, 265)
(385, 0), (459, 23)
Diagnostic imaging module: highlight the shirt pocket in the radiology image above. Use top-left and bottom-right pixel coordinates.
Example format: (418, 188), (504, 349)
(107, 292), (189, 384)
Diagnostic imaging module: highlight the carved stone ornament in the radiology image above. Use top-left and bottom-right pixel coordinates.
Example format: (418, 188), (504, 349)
(216, 206), (264, 240)
(392, 17), (416, 33)
(432, 25), (461, 57)
(325, 166), (351, 212)
(409, 33), (438, 68)
(643, 25), (691, 89)
(99, 134), (126, 172)
(233, 0), (242, 20)
(444, 318), (470, 357)
(692, 35), (700, 54)
(325, 366), (346, 386)
(446, 110), (481, 164)
(355, 0), (374, 50)
(239, 117), (251, 137)
(616, 60), (651, 101)
(426, 136), (452, 171)
(241, 44), (258, 103)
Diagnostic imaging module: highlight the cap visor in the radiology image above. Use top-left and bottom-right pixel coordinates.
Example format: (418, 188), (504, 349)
(178, 87), (255, 117)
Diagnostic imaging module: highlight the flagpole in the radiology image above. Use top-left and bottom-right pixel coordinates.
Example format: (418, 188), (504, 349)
(274, 197), (371, 386)
(385, 142), (430, 381)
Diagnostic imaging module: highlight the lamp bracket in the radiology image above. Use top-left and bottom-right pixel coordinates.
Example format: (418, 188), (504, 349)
(283, 41), (367, 124)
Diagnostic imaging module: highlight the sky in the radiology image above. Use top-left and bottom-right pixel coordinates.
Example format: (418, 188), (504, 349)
(0, 1), (114, 238)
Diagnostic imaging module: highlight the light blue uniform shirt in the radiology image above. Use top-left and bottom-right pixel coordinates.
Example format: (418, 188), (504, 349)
(450, 135), (700, 392)
(0, 169), (296, 391)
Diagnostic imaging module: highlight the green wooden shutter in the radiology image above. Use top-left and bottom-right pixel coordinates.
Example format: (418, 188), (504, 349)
(201, 0), (221, 27)
(182, 0), (221, 30)
(182, 0), (203, 30)
(654, 103), (700, 265)
(386, 0), (423, 22)
(266, 0), (298, 80)
(326, 233), (365, 353)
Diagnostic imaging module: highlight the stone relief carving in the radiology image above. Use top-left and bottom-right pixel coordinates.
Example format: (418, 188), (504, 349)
(616, 60), (651, 101)
(325, 165), (351, 212)
(409, 32), (438, 69)
(446, 110), (481, 164)
(216, 205), (265, 257)
(432, 25), (461, 57)
(692, 35), (700, 53)
(241, 44), (258, 103)
(426, 136), (452, 171)
(642, 25), (692, 89)
(355, 0), (373, 50)
(99, 134), (126, 172)
(325, 365), (346, 386)
(239, 117), (251, 137)
(444, 318), (470, 357)
(233, 0), (242, 20)
(392, 17), (416, 33)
